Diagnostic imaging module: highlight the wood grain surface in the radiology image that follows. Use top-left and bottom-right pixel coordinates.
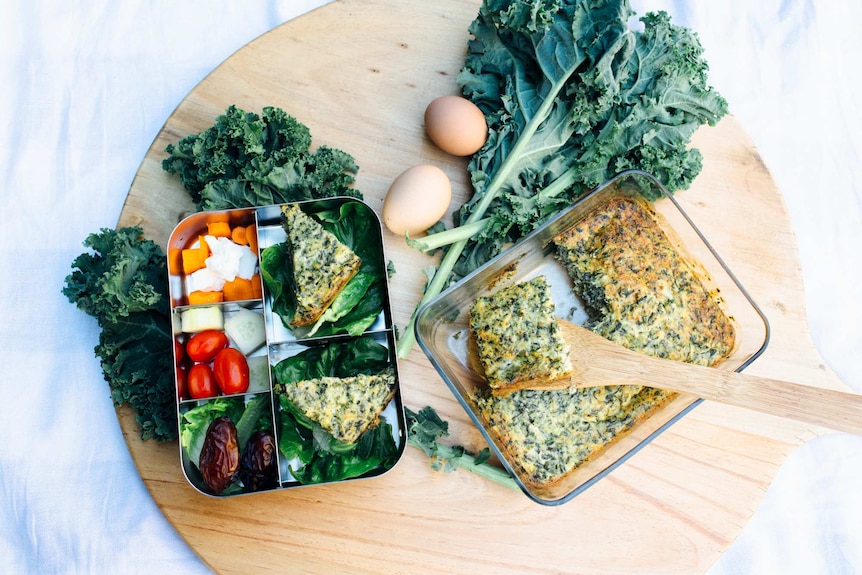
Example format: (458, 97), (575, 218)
(116, 0), (851, 573)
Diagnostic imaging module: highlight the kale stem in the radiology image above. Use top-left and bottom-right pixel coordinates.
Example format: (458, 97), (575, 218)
(406, 436), (519, 490)
(406, 218), (490, 253)
(453, 452), (520, 490)
(396, 72), (577, 358)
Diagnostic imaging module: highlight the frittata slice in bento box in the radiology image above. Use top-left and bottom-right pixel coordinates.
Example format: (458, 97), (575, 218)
(279, 367), (396, 444)
(282, 203), (362, 327)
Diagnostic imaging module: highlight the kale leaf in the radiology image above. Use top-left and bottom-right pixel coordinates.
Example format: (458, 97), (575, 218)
(63, 227), (177, 442)
(65, 106), (367, 443)
(405, 406), (517, 490)
(397, 0), (728, 356)
(162, 105), (361, 210)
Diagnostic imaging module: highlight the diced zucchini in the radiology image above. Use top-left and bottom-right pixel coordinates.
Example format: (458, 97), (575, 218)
(246, 355), (270, 393)
(180, 306), (224, 333)
(224, 308), (266, 355)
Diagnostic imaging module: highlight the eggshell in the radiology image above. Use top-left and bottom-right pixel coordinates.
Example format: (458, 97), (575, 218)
(424, 95), (488, 156)
(383, 165), (452, 235)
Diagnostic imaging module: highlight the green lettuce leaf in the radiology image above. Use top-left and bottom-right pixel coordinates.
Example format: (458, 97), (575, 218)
(180, 394), (273, 496)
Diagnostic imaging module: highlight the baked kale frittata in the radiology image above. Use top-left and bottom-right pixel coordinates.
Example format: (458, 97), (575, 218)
(554, 197), (736, 366)
(469, 276), (573, 395)
(282, 203), (362, 327)
(472, 196), (736, 487)
(279, 367), (396, 445)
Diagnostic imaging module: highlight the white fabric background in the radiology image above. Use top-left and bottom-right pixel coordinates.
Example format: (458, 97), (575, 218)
(1, 1), (859, 573)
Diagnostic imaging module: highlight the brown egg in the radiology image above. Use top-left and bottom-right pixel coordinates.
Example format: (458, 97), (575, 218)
(383, 165), (452, 236)
(424, 95), (488, 156)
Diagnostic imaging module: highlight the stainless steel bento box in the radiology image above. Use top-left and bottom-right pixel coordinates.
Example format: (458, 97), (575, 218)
(167, 198), (406, 497)
(414, 170), (770, 505)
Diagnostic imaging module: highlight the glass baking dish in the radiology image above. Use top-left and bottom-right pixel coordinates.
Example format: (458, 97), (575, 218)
(414, 170), (770, 505)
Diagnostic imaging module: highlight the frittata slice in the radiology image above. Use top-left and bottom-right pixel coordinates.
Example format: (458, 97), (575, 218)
(473, 384), (668, 486)
(554, 197), (736, 367)
(282, 203), (362, 327)
(280, 368), (396, 444)
(469, 276), (573, 396)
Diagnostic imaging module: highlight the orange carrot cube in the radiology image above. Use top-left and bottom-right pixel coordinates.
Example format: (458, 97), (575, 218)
(188, 290), (224, 306)
(206, 221), (231, 238)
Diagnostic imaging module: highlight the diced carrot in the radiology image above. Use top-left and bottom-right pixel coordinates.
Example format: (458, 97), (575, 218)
(206, 221), (232, 238)
(198, 235), (211, 256)
(181, 247), (207, 274)
(250, 274), (262, 299)
(206, 213), (230, 223)
(231, 225), (248, 245)
(223, 277), (255, 301)
(167, 248), (183, 275)
(188, 290), (224, 305)
(246, 223), (258, 255)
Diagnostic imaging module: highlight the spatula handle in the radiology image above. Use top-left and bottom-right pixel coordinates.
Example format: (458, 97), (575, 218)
(642, 356), (862, 435)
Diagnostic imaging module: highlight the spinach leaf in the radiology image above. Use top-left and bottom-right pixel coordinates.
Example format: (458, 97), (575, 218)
(260, 200), (386, 337)
(272, 336), (390, 382)
(288, 418), (398, 484)
(273, 336), (398, 484)
(259, 243), (297, 327)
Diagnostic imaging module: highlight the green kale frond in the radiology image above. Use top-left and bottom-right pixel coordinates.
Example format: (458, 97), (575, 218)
(63, 227), (177, 442)
(162, 105), (361, 211)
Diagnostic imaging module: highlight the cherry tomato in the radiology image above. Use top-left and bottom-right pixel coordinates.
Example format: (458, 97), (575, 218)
(186, 330), (229, 363)
(174, 338), (184, 364)
(176, 366), (188, 401)
(213, 348), (250, 395)
(187, 363), (218, 399)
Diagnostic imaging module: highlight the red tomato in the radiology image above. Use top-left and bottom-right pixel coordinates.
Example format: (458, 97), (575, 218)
(213, 348), (250, 395)
(176, 366), (188, 401)
(186, 330), (229, 363)
(187, 363), (218, 399)
(174, 338), (184, 364)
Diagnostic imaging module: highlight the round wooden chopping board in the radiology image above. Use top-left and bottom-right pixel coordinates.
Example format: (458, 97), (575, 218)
(116, 0), (851, 573)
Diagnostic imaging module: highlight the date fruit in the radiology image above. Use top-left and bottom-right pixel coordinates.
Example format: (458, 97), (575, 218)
(239, 429), (278, 492)
(199, 416), (239, 495)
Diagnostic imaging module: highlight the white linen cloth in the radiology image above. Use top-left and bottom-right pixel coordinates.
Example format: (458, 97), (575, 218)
(1, 1), (859, 573)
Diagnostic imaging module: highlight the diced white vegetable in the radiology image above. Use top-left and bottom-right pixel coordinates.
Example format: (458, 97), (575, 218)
(246, 355), (270, 393)
(236, 247), (258, 280)
(180, 306), (224, 333)
(224, 308), (266, 355)
(202, 235), (258, 282)
(188, 266), (225, 292)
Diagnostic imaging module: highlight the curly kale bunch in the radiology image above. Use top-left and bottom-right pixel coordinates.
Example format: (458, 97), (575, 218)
(63, 226), (177, 442)
(162, 105), (361, 210)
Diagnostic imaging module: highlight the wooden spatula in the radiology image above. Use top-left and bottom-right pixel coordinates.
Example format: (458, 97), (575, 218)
(555, 319), (862, 435)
